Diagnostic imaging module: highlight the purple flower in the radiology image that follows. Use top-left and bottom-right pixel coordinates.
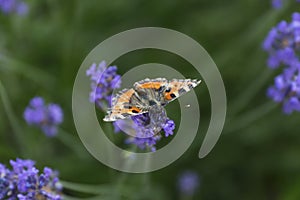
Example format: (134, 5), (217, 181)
(272, 0), (282, 9)
(124, 105), (175, 152)
(0, 158), (62, 200)
(262, 13), (300, 69)
(163, 119), (175, 137)
(267, 67), (300, 114)
(0, 0), (28, 15)
(24, 97), (64, 137)
(263, 12), (300, 114)
(177, 170), (200, 196)
(15, 1), (27, 15)
(271, 0), (300, 9)
(0, 164), (11, 199)
(86, 61), (121, 110)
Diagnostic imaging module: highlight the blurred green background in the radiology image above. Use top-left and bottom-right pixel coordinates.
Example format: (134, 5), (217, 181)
(1, 0), (300, 199)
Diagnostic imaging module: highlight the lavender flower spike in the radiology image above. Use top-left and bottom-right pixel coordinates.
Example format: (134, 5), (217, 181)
(271, 0), (282, 9)
(262, 12), (300, 69)
(0, 0), (28, 15)
(0, 158), (62, 199)
(86, 61), (121, 110)
(177, 170), (200, 196)
(263, 12), (300, 114)
(24, 97), (64, 137)
(267, 67), (300, 114)
(125, 105), (175, 152)
(271, 0), (300, 9)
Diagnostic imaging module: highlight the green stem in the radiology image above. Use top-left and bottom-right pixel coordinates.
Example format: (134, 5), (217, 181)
(226, 101), (277, 134)
(0, 79), (26, 155)
(213, 10), (282, 115)
(57, 128), (87, 159)
(61, 181), (133, 198)
(61, 181), (113, 195)
(62, 194), (112, 200)
(214, 7), (285, 66)
(229, 69), (273, 115)
(112, 147), (137, 200)
(0, 53), (54, 87)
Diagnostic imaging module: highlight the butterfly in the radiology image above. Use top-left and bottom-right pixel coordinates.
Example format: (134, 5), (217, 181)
(103, 78), (201, 122)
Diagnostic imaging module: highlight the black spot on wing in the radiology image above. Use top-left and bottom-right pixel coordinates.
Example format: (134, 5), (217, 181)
(170, 93), (176, 98)
(156, 85), (165, 92)
(165, 88), (171, 93)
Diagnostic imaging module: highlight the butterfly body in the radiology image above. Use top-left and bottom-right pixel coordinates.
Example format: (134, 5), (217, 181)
(103, 78), (201, 122)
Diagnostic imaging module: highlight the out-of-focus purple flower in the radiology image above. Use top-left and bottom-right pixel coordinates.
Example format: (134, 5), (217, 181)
(15, 1), (27, 15)
(124, 105), (175, 152)
(262, 13), (300, 69)
(86, 61), (121, 110)
(177, 170), (200, 196)
(267, 67), (300, 114)
(0, 158), (62, 200)
(271, 0), (300, 9)
(24, 97), (63, 137)
(0, 0), (28, 15)
(272, 0), (282, 9)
